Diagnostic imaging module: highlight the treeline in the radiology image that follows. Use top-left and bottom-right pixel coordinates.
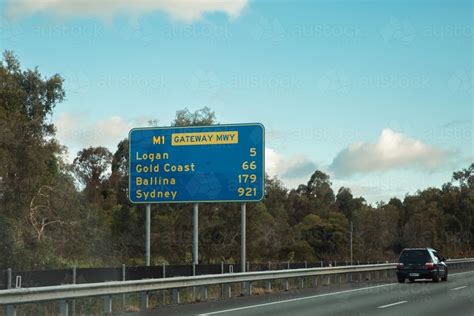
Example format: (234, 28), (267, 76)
(1, 51), (473, 271)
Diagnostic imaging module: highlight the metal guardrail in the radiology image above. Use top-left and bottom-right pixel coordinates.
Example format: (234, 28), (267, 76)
(1, 259), (473, 314)
(0, 261), (381, 290)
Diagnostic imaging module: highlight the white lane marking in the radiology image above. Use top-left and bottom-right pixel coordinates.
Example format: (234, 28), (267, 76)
(196, 283), (398, 315)
(450, 270), (474, 276)
(450, 286), (467, 291)
(377, 300), (407, 309)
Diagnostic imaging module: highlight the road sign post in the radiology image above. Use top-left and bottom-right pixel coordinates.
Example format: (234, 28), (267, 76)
(146, 204), (151, 266)
(241, 203), (246, 273)
(350, 221), (353, 265)
(193, 203), (199, 265)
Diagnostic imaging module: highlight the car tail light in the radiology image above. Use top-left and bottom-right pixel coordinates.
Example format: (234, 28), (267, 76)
(425, 262), (435, 270)
(397, 263), (404, 269)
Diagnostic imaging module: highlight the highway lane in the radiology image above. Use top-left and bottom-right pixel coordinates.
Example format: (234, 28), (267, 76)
(124, 270), (474, 316)
(194, 270), (474, 316)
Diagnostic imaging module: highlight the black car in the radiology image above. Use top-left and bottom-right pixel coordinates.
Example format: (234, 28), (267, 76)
(396, 248), (448, 283)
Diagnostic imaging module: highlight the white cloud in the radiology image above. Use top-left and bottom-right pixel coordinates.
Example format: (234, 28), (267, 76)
(5, 0), (248, 22)
(54, 112), (145, 161)
(265, 148), (284, 177)
(329, 128), (449, 178)
(265, 148), (317, 180)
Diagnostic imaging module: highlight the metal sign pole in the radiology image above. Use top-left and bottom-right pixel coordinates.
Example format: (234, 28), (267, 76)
(146, 204), (151, 266)
(350, 221), (353, 265)
(193, 203), (199, 265)
(241, 203), (246, 273)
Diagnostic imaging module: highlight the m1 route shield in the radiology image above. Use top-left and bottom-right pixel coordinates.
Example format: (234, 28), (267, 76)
(128, 123), (265, 203)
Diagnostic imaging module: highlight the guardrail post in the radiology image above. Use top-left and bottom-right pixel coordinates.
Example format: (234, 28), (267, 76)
(6, 269), (15, 316)
(222, 284), (232, 299)
(121, 264), (126, 308)
(7, 268), (12, 289)
(6, 305), (16, 316)
(220, 262), (225, 298)
(172, 289), (180, 305)
(284, 279), (289, 291)
(59, 299), (69, 316)
(266, 280), (272, 292)
(141, 292), (149, 310)
(161, 263), (167, 304)
(304, 261), (308, 269)
(242, 261), (250, 296)
(104, 296), (112, 314)
(321, 261), (323, 268)
(314, 276), (319, 288)
(72, 266), (77, 316)
(201, 286), (208, 301)
(141, 293), (149, 310)
(299, 277), (304, 289)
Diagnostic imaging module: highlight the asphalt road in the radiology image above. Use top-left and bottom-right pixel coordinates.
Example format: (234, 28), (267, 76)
(146, 270), (474, 316)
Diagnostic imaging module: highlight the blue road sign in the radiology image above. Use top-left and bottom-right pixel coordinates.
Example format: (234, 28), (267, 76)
(129, 123), (265, 203)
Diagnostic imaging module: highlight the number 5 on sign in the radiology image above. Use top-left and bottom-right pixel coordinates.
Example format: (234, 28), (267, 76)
(250, 148), (256, 157)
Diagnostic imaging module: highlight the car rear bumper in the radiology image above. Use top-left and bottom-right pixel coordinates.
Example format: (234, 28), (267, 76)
(397, 270), (438, 279)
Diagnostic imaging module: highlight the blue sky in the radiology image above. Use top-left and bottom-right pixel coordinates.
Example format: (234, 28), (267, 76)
(1, 0), (472, 203)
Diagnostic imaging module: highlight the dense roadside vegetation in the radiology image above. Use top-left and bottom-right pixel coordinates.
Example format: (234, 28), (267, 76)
(1, 52), (473, 271)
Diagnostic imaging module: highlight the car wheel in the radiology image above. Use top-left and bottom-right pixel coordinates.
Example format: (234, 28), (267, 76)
(432, 271), (440, 283)
(397, 276), (405, 283)
(441, 269), (448, 282)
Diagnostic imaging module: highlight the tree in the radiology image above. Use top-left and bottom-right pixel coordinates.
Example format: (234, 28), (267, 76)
(0, 51), (70, 269)
(73, 146), (112, 204)
(172, 107), (216, 127)
(306, 170), (335, 207)
(453, 163), (474, 189)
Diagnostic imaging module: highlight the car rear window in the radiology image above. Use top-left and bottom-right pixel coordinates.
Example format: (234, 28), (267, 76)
(399, 250), (431, 263)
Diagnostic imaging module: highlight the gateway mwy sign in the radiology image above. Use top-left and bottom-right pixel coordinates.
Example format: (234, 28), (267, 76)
(129, 123), (265, 203)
